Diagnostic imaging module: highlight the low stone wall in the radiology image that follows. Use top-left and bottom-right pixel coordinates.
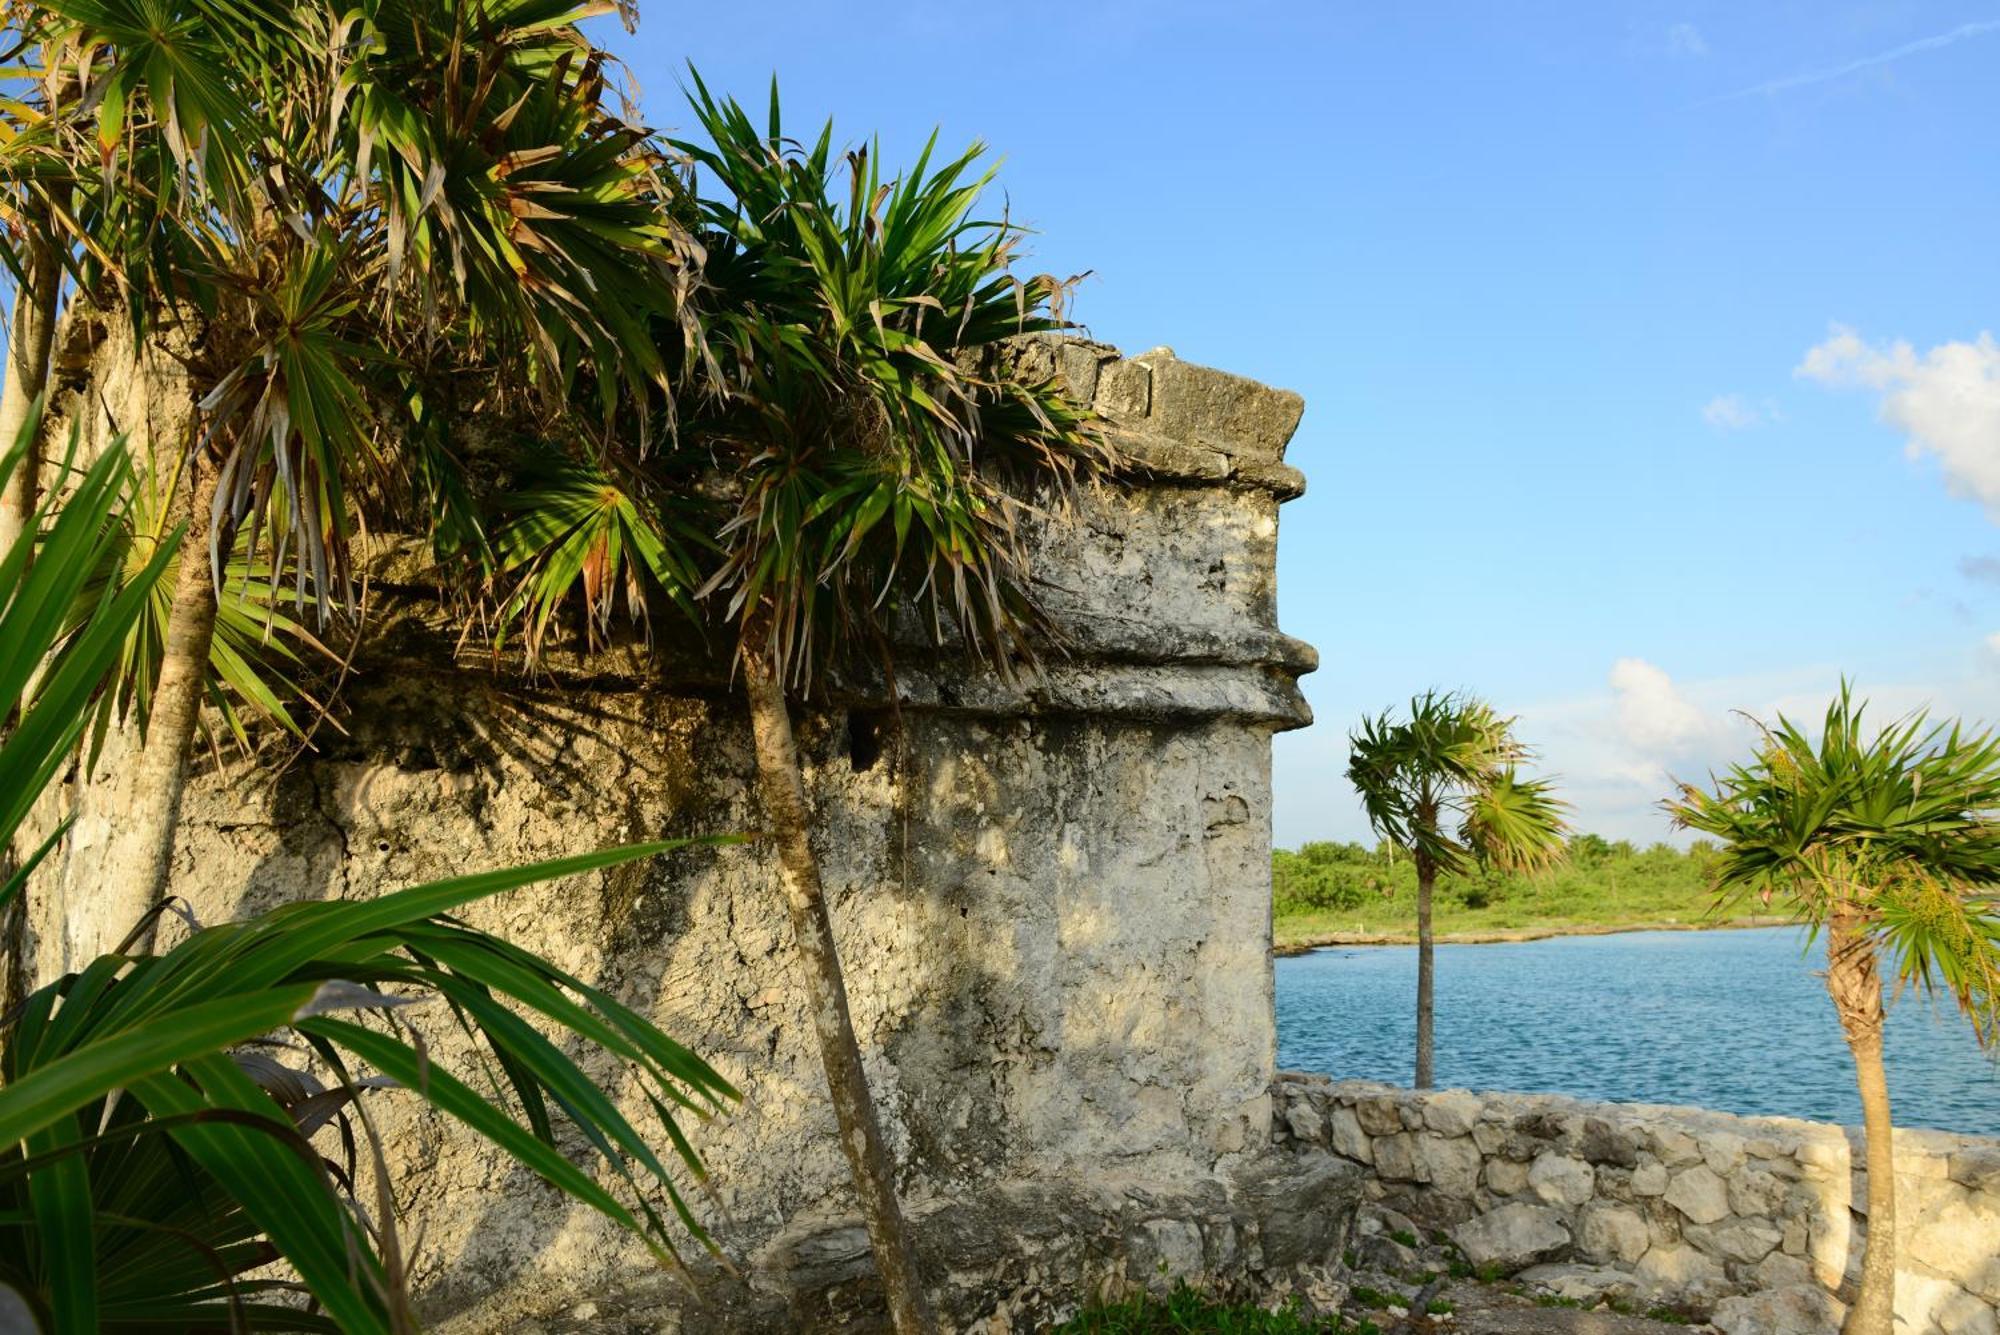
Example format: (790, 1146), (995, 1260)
(1276, 1074), (2000, 1334)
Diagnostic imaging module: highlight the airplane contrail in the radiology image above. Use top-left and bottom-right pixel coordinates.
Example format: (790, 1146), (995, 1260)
(1706, 17), (2000, 104)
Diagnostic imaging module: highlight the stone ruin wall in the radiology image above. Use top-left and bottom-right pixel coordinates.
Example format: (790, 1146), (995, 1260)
(26, 335), (1366, 1330)
(1276, 1075), (2000, 1335)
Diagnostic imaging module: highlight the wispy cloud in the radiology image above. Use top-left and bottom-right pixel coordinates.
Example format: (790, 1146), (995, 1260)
(1701, 393), (1779, 431)
(1708, 18), (2000, 103)
(1666, 23), (1708, 58)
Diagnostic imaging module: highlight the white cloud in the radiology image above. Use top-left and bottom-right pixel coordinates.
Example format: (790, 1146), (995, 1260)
(1666, 23), (1708, 58)
(1609, 658), (1731, 758)
(1701, 393), (1778, 431)
(1798, 325), (2000, 520)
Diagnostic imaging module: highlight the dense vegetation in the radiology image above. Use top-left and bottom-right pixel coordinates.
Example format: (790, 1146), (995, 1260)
(1054, 1282), (1378, 1334)
(1271, 834), (1768, 947)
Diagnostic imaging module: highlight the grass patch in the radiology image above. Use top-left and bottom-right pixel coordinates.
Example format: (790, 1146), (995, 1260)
(1054, 1283), (1375, 1333)
(1387, 1228), (1419, 1247)
(1272, 838), (1776, 948)
(1346, 1284), (1395, 1310)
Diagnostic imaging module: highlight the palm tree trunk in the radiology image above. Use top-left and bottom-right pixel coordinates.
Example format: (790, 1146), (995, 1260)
(85, 463), (225, 959)
(0, 226), (59, 555)
(1829, 917), (1896, 1335)
(0, 227), (61, 1018)
(1414, 856), (1436, 1089)
(739, 632), (935, 1335)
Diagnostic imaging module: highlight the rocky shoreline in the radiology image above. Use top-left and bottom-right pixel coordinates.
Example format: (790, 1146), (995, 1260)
(1272, 916), (1791, 957)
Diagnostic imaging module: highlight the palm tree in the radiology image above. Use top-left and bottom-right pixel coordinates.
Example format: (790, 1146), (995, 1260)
(2, 0), (694, 960)
(1347, 690), (1568, 1088)
(1667, 687), (2000, 1335)
(1, 433), (736, 1332)
(625, 80), (1103, 1334)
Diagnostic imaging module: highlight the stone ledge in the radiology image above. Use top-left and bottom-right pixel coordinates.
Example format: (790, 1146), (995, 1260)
(434, 1155), (1366, 1334)
(1011, 336), (1308, 495)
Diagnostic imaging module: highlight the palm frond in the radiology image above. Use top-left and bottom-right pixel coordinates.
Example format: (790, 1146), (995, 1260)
(674, 74), (1113, 689)
(1668, 682), (2000, 1047)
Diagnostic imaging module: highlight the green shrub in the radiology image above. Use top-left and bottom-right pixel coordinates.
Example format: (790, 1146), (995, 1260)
(1054, 1281), (1372, 1332)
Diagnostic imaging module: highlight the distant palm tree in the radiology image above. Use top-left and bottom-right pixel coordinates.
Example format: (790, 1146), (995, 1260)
(1347, 691), (1568, 1088)
(1668, 687), (2000, 1335)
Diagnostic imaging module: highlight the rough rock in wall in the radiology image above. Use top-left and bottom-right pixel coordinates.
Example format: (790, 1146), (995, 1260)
(1277, 1075), (2000, 1335)
(25, 337), (1345, 1328)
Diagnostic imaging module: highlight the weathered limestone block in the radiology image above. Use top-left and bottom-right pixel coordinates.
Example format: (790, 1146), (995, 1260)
(1911, 1189), (2000, 1302)
(1664, 1164), (1732, 1225)
(1353, 1094), (1406, 1138)
(1899, 1273), (2000, 1335)
(1328, 1106), (1373, 1164)
(1373, 1132), (1427, 1183)
(1450, 1202), (1571, 1272)
(1636, 1241), (1724, 1293)
(1484, 1159), (1529, 1197)
(1711, 1285), (1847, 1335)
(30, 337), (1319, 1330)
(1631, 1160), (1669, 1197)
(1421, 1090), (1483, 1138)
(1727, 1164), (1788, 1217)
(1575, 1203), (1650, 1265)
(1528, 1152), (1595, 1208)
(1516, 1262), (1642, 1307)
(1422, 1133), (1484, 1199)
(1683, 1219), (1781, 1265)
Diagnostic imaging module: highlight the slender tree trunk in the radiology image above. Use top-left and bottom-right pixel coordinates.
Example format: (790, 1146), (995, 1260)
(739, 631), (935, 1335)
(1829, 917), (1896, 1335)
(0, 227), (59, 555)
(1414, 855), (1436, 1089)
(82, 462), (225, 959)
(0, 227), (61, 1018)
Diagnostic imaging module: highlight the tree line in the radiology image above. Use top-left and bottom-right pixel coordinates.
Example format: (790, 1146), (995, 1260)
(1274, 833), (1720, 919)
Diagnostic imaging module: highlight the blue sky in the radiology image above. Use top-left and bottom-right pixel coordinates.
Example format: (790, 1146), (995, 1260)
(597, 3), (2000, 847)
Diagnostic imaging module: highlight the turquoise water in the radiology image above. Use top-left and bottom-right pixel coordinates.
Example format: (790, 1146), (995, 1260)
(1274, 926), (2000, 1135)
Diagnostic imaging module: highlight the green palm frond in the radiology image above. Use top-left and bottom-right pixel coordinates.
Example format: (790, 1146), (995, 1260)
(1668, 683), (2000, 1047)
(492, 453), (705, 657)
(0, 838), (739, 1331)
(4, 0), (699, 632)
(1462, 769), (1569, 874)
(0, 409), (738, 1332)
(0, 415), (176, 905)
(674, 72), (1113, 689)
(48, 450), (335, 760)
(1347, 690), (1569, 877)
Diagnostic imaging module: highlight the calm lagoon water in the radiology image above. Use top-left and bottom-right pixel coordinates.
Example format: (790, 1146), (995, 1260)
(1275, 926), (2000, 1135)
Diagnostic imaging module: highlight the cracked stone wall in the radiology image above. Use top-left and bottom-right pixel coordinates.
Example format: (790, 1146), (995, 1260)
(24, 337), (1336, 1328)
(1277, 1075), (2000, 1334)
